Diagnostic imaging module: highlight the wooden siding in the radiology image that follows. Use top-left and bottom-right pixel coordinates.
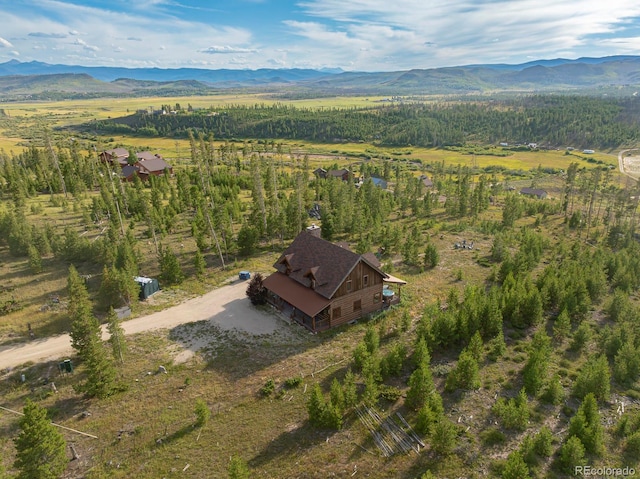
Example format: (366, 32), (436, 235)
(333, 260), (384, 299)
(329, 283), (384, 328)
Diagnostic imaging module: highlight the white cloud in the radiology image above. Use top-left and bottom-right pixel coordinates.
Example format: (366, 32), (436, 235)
(0, 37), (14, 48)
(28, 32), (67, 38)
(74, 38), (100, 52)
(199, 46), (258, 54)
(10, 50), (20, 56)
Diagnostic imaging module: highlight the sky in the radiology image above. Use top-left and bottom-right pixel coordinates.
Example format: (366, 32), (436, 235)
(1, 0), (640, 71)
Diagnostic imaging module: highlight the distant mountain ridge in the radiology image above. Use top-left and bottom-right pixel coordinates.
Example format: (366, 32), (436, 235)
(1, 56), (640, 99)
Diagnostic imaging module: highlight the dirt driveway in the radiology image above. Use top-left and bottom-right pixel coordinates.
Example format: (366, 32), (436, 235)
(0, 278), (292, 370)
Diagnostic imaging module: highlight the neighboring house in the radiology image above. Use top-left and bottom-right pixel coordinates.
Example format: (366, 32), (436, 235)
(99, 148), (130, 167)
(420, 175), (434, 188)
(520, 187), (548, 199)
(327, 169), (350, 181)
(313, 167), (327, 179)
(262, 228), (402, 332)
(370, 177), (388, 189)
(136, 154), (173, 178)
(120, 165), (139, 182)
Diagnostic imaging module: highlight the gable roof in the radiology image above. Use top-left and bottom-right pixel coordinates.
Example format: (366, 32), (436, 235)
(520, 187), (547, 197)
(137, 157), (172, 173)
(420, 175), (434, 188)
(104, 148), (129, 158)
(273, 231), (385, 299)
(328, 169), (349, 178)
(121, 164), (139, 179)
(136, 151), (161, 162)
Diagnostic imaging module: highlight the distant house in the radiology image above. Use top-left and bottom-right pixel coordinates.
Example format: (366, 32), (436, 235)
(313, 167), (327, 179)
(99, 148), (130, 168)
(520, 187), (548, 199)
(327, 169), (350, 182)
(370, 177), (388, 189)
(136, 155), (173, 179)
(120, 165), (139, 182)
(420, 175), (434, 188)
(583, 149), (595, 154)
(262, 228), (404, 332)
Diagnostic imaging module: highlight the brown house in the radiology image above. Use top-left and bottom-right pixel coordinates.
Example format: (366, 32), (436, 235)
(263, 229), (403, 332)
(135, 153), (173, 178)
(99, 148), (130, 167)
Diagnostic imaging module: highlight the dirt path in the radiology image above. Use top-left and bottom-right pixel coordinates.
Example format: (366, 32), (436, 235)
(0, 278), (287, 370)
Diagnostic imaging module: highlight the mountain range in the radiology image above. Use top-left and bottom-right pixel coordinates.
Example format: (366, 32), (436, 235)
(1, 56), (640, 99)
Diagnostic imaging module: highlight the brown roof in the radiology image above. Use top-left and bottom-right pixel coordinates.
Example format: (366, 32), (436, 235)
(136, 151), (161, 161)
(362, 252), (381, 269)
(328, 169), (349, 178)
(263, 272), (331, 317)
(273, 231), (385, 299)
(105, 148), (129, 158)
(137, 157), (172, 173)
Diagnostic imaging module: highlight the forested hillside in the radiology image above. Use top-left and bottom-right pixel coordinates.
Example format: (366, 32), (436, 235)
(90, 95), (640, 149)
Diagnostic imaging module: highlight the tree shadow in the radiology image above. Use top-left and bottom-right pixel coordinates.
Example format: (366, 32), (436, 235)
(248, 420), (333, 470)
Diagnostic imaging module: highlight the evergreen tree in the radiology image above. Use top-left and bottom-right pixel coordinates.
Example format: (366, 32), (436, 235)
(573, 355), (610, 402)
(193, 248), (206, 278)
(468, 331), (484, 361)
(445, 349), (480, 392)
(68, 266), (117, 398)
(431, 418), (457, 455)
(13, 399), (67, 479)
(558, 436), (585, 474)
(27, 244), (42, 274)
(502, 451), (530, 479)
(567, 393), (604, 455)
(246, 273), (267, 306)
(342, 369), (358, 409)
(406, 362), (435, 410)
(522, 330), (551, 395)
(553, 308), (571, 342)
(423, 242), (439, 269)
(107, 307), (127, 364)
(159, 246), (184, 285)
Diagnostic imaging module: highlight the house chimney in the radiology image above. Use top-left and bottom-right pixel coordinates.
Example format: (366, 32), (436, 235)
(306, 223), (321, 238)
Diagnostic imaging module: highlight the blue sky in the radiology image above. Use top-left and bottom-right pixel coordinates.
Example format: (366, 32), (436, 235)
(1, 0), (640, 71)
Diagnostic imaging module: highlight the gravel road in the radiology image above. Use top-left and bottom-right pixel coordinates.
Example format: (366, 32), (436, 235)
(0, 279), (283, 370)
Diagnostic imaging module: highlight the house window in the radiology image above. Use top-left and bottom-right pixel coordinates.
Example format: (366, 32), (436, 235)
(333, 307), (342, 319)
(374, 292), (381, 303)
(354, 299), (362, 311)
(363, 275), (369, 287)
(346, 280), (352, 292)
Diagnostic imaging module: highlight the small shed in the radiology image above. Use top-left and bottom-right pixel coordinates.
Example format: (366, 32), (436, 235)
(134, 276), (160, 300)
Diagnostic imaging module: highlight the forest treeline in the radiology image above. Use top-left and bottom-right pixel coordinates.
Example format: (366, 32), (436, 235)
(89, 95), (640, 149)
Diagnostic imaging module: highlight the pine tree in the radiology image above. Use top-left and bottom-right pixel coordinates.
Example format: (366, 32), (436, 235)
(193, 248), (206, 278)
(502, 451), (530, 479)
(559, 436), (585, 474)
(68, 266), (117, 398)
(13, 399), (67, 479)
(27, 244), (42, 274)
(568, 393), (604, 455)
(431, 418), (457, 455)
(159, 246), (184, 285)
(406, 362), (435, 410)
(553, 308), (571, 342)
(523, 331), (551, 395)
(423, 242), (439, 269)
(246, 273), (266, 305)
(445, 349), (480, 392)
(573, 355), (610, 402)
(342, 369), (358, 409)
(107, 307), (127, 364)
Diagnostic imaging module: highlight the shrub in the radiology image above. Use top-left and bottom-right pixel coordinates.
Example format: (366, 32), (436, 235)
(480, 427), (506, 446)
(260, 379), (276, 397)
(194, 399), (210, 428)
(284, 376), (303, 389)
(493, 388), (529, 431)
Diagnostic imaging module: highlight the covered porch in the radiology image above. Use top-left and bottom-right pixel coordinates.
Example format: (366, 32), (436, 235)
(382, 273), (407, 307)
(262, 272), (332, 332)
